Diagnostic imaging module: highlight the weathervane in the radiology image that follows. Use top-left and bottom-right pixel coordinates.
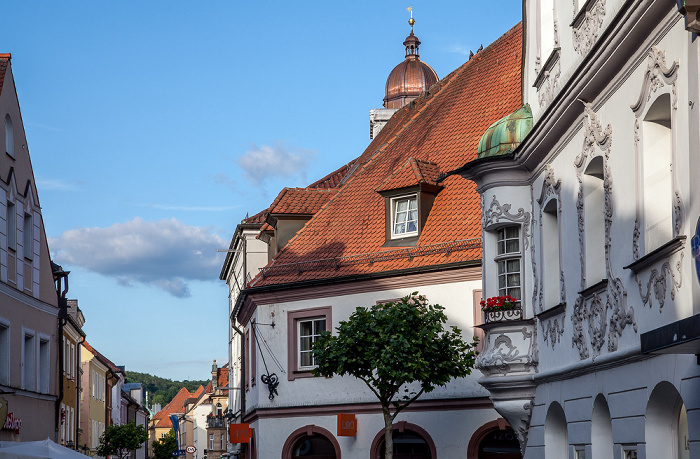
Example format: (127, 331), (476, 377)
(407, 6), (415, 32)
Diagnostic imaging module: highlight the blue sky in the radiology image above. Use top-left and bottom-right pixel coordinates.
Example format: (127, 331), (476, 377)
(5, 2), (522, 382)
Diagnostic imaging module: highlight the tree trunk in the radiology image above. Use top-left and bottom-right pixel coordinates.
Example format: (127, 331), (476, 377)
(383, 406), (393, 459)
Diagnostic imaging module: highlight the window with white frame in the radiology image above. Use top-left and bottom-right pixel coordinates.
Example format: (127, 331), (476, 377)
(298, 317), (326, 369)
(391, 195), (418, 238)
(642, 93), (673, 254)
(0, 319), (9, 385)
(22, 330), (36, 391)
(496, 226), (522, 304)
(23, 212), (32, 260)
(38, 335), (50, 393)
(5, 114), (13, 158)
(7, 201), (16, 251)
(287, 307), (332, 380)
(209, 434), (214, 450)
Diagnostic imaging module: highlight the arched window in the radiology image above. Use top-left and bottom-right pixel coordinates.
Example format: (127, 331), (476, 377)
(584, 156), (606, 285)
(468, 419), (522, 459)
(370, 422), (436, 459)
(282, 426), (340, 459)
(645, 381), (687, 459)
(591, 394), (613, 459)
(542, 199), (560, 307)
(216, 402), (222, 416)
(642, 93), (673, 253)
(4, 114), (13, 158)
(544, 402), (568, 459)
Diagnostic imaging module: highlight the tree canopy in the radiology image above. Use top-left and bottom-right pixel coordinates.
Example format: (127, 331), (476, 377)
(312, 293), (478, 459)
(96, 422), (149, 458)
(152, 428), (177, 459)
(124, 370), (208, 408)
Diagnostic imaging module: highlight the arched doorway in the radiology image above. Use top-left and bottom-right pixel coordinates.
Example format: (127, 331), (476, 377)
(370, 422), (437, 459)
(591, 394), (613, 459)
(544, 402), (568, 459)
(468, 419), (522, 459)
(645, 381), (688, 459)
(281, 425), (341, 459)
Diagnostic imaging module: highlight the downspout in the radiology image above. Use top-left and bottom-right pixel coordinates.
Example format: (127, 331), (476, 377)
(77, 334), (86, 449)
(54, 266), (70, 443)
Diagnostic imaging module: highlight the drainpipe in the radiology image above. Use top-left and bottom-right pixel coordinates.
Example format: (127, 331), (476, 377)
(76, 334), (86, 448)
(53, 265), (70, 443)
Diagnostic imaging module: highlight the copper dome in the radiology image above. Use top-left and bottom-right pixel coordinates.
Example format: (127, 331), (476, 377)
(383, 30), (438, 109)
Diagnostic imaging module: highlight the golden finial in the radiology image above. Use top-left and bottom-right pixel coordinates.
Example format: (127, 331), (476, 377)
(407, 6), (414, 32)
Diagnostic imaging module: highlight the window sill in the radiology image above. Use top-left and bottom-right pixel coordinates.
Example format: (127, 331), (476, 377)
(476, 318), (534, 332)
(533, 48), (561, 88)
(382, 236), (418, 247)
(289, 369), (317, 380)
(5, 151), (14, 160)
(578, 279), (608, 297)
(623, 236), (686, 274)
(536, 302), (566, 321)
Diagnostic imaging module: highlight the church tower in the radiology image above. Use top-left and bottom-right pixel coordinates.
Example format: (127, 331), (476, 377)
(369, 13), (439, 139)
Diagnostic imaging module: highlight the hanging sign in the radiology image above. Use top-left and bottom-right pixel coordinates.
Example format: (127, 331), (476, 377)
(337, 413), (357, 436)
(692, 217), (700, 285)
(229, 423), (252, 443)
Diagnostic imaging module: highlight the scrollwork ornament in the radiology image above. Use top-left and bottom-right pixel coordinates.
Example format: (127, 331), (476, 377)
(538, 59), (561, 108)
(674, 190), (684, 237)
(571, 297), (590, 359)
(587, 293), (607, 357)
(630, 47), (680, 116)
(636, 252), (684, 311)
(572, 0), (606, 55)
(541, 318), (565, 349)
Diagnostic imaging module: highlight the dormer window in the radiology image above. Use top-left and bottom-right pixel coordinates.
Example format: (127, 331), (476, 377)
(376, 157), (443, 247)
(391, 195), (418, 238)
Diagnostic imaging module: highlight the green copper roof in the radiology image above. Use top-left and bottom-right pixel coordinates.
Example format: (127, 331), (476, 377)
(477, 104), (533, 159)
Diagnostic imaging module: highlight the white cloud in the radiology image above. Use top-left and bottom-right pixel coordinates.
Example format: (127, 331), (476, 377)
(237, 142), (317, 185)
(36, 179), (83, 191)
(447, 44), (470, 56)
(49, 218), (227, 298)
(141, 203), (240, 212)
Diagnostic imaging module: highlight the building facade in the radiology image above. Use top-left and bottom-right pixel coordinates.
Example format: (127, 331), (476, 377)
(222, 21), (526, 459)
(462, 0), (700, 457)
(0, 53), (62, 442)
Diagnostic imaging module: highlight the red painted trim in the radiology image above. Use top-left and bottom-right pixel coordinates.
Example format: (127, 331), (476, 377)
(238, 267), (481, 325)
(466, 418), (511, 458)
(369, 421), (437, 459)
(287, 307), (332, 381)
(281, 425), (341, 459)
(243, 397), (493, 423)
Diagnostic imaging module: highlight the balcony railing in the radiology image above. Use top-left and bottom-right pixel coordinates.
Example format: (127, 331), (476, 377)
(484, 307), (523, 323)
(206, 414), (225, 428)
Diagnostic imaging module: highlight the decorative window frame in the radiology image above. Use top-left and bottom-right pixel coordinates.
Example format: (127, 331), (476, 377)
(571, 104), (635, 361)
(37, 332), (50, 394)
(287, 306), (332, 381)
(483, 195), (533, 315)
(281, 425), (341, 459)
(21, 326), (36, 391)
(0, 317), (10, 386)
(536, 164), (565, 311)
(494, 225), (523, 304)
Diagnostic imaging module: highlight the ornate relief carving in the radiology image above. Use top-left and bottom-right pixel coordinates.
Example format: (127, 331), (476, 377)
(477, 334), (521, 376)
(537, 58), (561, 108)
(572, 0), (606, 55)
(586, 293), (607, 357)
(541, 318), (565, 349)
(630, 47), (680, 115)
(674, 190), (684, 237)
(536, 165), (565, 313)
(483, 196), (531, 246)
(571, 297), (590, 359)
(572, 104), (636, 358)
(636, 252), (684, 311)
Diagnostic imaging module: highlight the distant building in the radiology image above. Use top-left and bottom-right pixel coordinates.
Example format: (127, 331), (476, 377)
(60, 298), (86, 448)
(149, 385), (205, 457)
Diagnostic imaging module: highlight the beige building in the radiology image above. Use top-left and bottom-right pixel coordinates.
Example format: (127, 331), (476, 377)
(0, 53), (62, 442)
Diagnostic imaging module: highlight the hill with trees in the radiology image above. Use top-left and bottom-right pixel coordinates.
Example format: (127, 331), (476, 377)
(124, 370), (209, 408)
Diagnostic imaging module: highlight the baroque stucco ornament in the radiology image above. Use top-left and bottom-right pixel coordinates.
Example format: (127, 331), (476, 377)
(636, 252), (684, 311)
(572, 104), (636, 358)
(572, 0), (606, 55)
(631, 47), (682, 261)
(537, 164), (566, 312)
(537, 57), (561, 108)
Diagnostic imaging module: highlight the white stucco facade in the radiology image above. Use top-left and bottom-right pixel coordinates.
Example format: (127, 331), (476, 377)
(465, 0), (700, 457)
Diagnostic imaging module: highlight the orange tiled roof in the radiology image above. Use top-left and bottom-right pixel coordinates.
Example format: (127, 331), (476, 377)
(242, 209), (267, 225)
(0, 54), (9, 96)
(269, 188), (338, 215)
(82, 340), (122, 374)
(375, 158), (442, 193)
(307, 162), (354, 189)
(151, 385), (205, 428)
(249, 23), (523, 287)
(217, 366), (228, 388)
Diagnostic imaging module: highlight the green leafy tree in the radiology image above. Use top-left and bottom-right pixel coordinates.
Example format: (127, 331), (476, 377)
(95, 422), (149, 458)
(152, 429), (177, 459)
(312, 293), (478, 459)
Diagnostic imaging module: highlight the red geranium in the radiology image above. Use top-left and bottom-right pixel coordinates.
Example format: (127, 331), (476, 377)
(480, 295), (519, 311)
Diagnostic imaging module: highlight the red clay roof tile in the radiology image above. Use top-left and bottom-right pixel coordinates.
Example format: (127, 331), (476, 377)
(249, 23), (523, 287)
